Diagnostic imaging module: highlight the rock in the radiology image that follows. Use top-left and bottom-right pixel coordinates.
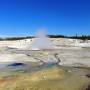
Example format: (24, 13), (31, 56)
(86, 85), (90, 90)
(86, 74), (90, 78)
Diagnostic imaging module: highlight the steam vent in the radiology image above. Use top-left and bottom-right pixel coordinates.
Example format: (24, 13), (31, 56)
(31, 30), (53, 50)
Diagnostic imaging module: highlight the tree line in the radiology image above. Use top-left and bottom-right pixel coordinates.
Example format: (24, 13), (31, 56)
(0, 35), (90, 41)
(48, 35), (90, 40)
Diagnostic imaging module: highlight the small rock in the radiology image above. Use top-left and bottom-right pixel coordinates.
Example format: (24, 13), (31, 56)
(86, 74), (90, 78)
(86, 85), (90, 90)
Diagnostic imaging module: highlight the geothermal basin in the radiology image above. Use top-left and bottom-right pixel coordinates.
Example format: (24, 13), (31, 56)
(0, 36), (90, 90)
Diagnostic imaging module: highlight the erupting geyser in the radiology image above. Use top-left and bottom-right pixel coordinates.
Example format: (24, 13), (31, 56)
(31, 30), (53, 50)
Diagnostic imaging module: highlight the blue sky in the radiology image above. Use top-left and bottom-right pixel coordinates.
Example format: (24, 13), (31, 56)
(0, 0), (90, 37)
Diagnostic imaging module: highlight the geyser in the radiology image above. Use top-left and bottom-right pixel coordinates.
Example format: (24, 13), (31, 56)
(31, 30), (53, 50)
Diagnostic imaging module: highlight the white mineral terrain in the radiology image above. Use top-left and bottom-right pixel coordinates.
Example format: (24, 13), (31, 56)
(0, 38), (90, 67)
